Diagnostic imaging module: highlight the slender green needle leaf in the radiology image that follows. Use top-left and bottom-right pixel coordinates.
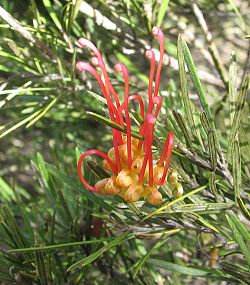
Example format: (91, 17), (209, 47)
(0, 110), (41, 139)
(179, 36), (213, 127)
(231, 139), (241, 204)
(26, 97), (58, 127)
(228, 75), (249, 156)
(0, 177), (15, 202)
(142, 184), (208, 221)
(86, 111), (143, 139)
(177, 35), (197, 140)
(133, 237), (169, 278)
(8, 239), (106, 253)
(67, 231), (132, 271)
(229, 52), (238, 125)
(157, 0), (169, 27)
(208, 130), (217, 171)
(226, 213), (250, 267)
(227, 0), (248, 32)
(148, 259), (223, 276)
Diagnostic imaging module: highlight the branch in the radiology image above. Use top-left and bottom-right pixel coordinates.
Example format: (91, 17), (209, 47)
(191, 1), (228, 90)
(175, 143), (233, 185)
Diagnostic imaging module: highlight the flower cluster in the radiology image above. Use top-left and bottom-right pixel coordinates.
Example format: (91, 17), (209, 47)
(77, 27), (174, 205)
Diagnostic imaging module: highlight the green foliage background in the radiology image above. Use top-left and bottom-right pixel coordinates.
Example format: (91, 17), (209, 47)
(0, 0), (249, 284)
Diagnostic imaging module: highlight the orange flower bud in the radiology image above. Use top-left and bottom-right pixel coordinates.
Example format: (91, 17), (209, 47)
(94, 178), (109, 194)
(153, 166), (164, 184)
(122, 183), (144, 202)
(107, 147), (115, 158)
(104, 176), (121, 195)
(122, 136), (140, 146)
(146, 186), (163, 205)
(116, 169), (138, 188)
(119, 143), (140, 162)
(131, 156), (144, 173)
(103, 159), (113, 172)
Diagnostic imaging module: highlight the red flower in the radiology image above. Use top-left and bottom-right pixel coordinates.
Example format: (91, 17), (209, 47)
(77, 27), (174, 205)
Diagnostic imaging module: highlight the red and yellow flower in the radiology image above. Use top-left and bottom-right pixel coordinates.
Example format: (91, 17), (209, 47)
(77, 27), (174, 205)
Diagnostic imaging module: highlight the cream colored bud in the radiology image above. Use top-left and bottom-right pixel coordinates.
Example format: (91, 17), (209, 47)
(172, 182), (183, 198)
(168, 168), (178, 185)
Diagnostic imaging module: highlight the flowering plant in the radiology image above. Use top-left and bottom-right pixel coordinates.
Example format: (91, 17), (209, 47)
(77, 27), (174, 205)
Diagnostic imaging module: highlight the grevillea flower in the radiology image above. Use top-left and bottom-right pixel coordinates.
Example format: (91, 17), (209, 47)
(77, 27), (174, 205)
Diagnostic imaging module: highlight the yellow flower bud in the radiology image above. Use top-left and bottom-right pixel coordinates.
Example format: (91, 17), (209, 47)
(172, 182), (183, 198)
(167, 168), (178, 185)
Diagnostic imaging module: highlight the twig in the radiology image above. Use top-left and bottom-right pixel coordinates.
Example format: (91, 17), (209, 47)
(191, 1), (228, 90)
(175, 143), (233, 185)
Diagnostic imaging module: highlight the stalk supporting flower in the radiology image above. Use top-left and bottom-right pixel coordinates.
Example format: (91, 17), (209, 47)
(77, 27), (174, 205)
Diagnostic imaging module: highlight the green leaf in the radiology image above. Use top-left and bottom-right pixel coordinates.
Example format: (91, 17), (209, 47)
(177, 35), (198, 141)
(26, 97), (58, 127)
(142, 184), (208, 221)
(229, 52), (238, 125)
(42, 0), (63, 31)
(67, 231), (132, 271)
(208, 130), (217, 171)
(35, 249), (48, 285)
(44, 162), (114, 212)
(226, 213), (250, 267)
(179, 35), (213, 127)
(172, 110), (191, 146)
(0, 177), (15, 202)
(227, 0), (247, 31)
(86, 111), (143, 139)
(157, 0), (169, 27)
(133, 231), (180, 277)
(221, 261), (250, 282)
(0, 110), (41, 139)
(0, 205), (29, 255)
(8, 239), (106, 253)
(228, 75), (249, 156)
(148, 259), (223, 276)
(231, 139), (241, 203)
